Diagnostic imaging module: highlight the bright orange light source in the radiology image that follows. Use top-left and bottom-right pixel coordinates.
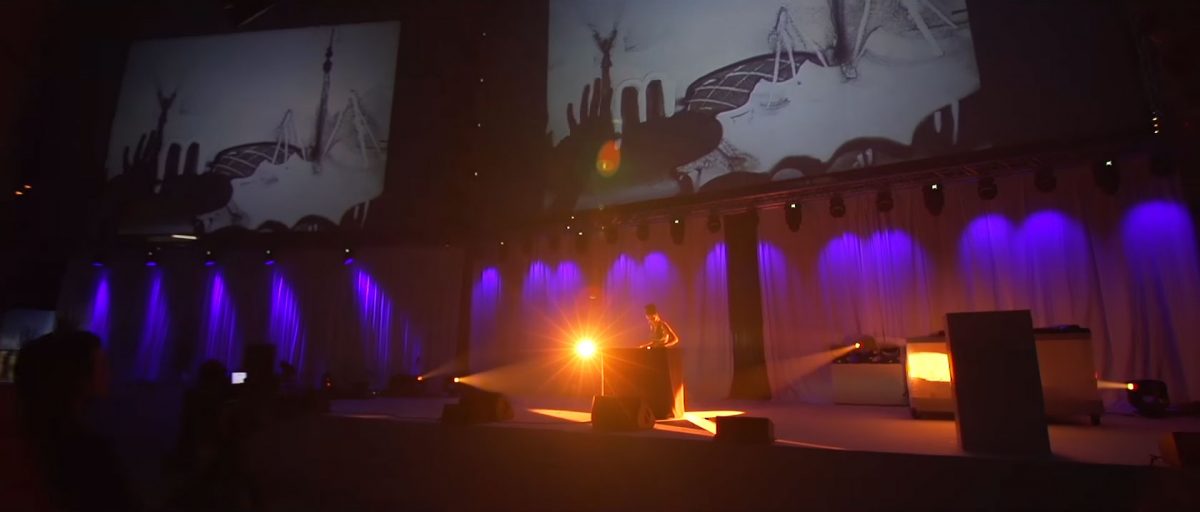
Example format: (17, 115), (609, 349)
(907, 352), (952, 383)
(853, 342), (862, 349)
(1126, 382), (1136, 391)
(416, 375), (424, 382)
(452, 377), (461, 383)
(596, 139), (621, 177)
(575, 338), (597, 359)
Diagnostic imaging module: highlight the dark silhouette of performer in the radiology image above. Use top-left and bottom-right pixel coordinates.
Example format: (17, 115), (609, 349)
(639, 304), (680, 349)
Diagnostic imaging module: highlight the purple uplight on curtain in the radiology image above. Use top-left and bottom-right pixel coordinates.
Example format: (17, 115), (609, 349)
(135, 270), (169, 381)
(959, 213), (1017, 309)
(354, 269), (393, 384)
(87, 270), (111, 348)
(202, 270), (239, 367)
(469, 267), (502, 370)
(1119, 200), (1200, 395)
(268, 270), (305, 369)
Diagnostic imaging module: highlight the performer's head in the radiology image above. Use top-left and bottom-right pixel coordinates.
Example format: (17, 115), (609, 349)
(644, 304), (660, 322)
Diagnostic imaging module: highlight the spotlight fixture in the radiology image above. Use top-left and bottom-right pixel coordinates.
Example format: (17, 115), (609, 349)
(707, 211), (721, 233)
(204, 250), (217, 267)
(497, 240), (508, 261)
(144, 249), (159, 267)
(636, 221), (650, 242)
(977, 177), (998, 200)
(416, 375), (424, 382)
(264, 249), (276, 266)
(829, 194), (846, 218)
(1126, 379), (1169, 417)
(1034, 164), (1056, 193)
(342, 248), (354, 265)
(923, 183), (944, 216)
(875, 189), (894, 213)
(452, 377), (462, 384)
(784, 202), (802, 232)
(669, 217), (685, 245)
(1092, 158), (1120, 195)
(575, 338), (597, 359)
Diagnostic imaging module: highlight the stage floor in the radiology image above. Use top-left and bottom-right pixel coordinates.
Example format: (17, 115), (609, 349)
(332, 396), (1200, 467)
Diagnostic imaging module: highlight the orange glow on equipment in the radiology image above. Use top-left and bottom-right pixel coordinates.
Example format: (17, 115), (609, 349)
(907, 352), (952, 383)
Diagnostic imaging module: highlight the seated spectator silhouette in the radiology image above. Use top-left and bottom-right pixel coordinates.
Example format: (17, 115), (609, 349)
(14, 330), (140, 512)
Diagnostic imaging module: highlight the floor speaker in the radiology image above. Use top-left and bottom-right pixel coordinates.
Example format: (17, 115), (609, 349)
(591, 395), (655, 431)
(714, 416), (774, 444)
(1160, 432), (1200, 469)
(443, 390), (512, 425)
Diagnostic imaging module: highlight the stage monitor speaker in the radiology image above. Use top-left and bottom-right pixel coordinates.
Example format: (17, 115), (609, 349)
(443, 389), (513, 425)
(714, 416), (774, 444)
(591, 395), (655, 431)
(946, 310), (1051, 458)
(1160, 432), (1200, 469)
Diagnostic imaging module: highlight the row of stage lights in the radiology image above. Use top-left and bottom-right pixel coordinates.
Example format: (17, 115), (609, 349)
(92, 247), (357, 268)
(492, 155), (1164, 251)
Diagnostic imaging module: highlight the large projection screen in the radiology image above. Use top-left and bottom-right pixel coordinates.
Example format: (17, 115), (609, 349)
(106, 21), (399, 234)
(547, 0), (979, 211)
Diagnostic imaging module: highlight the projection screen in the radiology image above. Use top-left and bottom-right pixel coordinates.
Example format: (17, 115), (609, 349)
(106, 21), (399, 234)
(547, 0), (978, 211)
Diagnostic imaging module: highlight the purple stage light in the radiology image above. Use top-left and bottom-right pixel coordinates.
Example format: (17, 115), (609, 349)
(202, 271), (239, 367)
(354, 269), (394, 387)
(91, 261), (105, 268)
(269, 270), (305, 370)
(136, 270), (168, 380)
(145, 261), (158, 267)
(343, 257), (355, 265)
(88, 271), (111, 348)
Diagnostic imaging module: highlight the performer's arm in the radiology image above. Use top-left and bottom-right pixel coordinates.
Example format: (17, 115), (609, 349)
(662, 321), (680, 347)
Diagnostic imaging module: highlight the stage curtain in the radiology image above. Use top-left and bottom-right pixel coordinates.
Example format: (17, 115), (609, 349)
(56, 246), (465, 388)
(758, 156), (1200, 403)
(469, 213), (734, 400)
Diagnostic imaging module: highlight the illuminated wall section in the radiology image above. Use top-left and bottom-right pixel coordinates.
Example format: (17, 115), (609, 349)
(269, 270), (306, 370)
(201, 270), (239, 367)
(135, 270), (168, 380)
(87, 271), (112, 348)
(354, 268), (394, 384)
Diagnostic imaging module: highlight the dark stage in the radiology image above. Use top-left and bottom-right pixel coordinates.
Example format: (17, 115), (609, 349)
(235, 397), (1200, 511)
